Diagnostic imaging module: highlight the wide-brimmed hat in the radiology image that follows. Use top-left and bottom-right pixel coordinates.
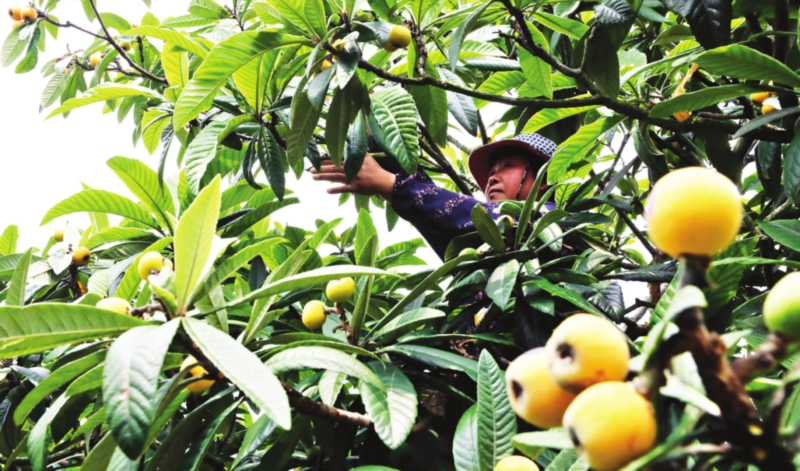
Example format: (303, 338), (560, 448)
(468, 133), (557, 192)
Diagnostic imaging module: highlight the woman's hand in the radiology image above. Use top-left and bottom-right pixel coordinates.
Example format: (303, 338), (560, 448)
(310, 155), (397, 202)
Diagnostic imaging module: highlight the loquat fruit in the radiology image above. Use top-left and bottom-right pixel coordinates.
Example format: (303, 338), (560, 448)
(181, 355), (215, 393)
(96, 297), (131, 315)
(494, 455), (539, 471)
(750, 91), (772, 104)
(19, 7), (36, 23)
(645, 167), (742, 258)
(11, 19), (23, 28)
(672, 111), (690, 122)
(120, 41), (132, 52)
(53, 228), (64, 242)
(320, 59), (333, 72)
(388, 25), (411, 49)
(763, 272), (800, 339)
(302, 300), (327, 330)
(326, 277), (355, 303)
(506, 348), (576, 428)
(332, 38), (346, 51)
(72, 247), (91, 265)
(8, 6), (21, 21)
(89, 53), (101, 67)
(163, 257), (173, 271)
(563, 382), (656, 471)
(138, 251), (166, 281)
(383, 41), (398, 53)
(545, 314), (629, 394)
(762, 104), (777, 114)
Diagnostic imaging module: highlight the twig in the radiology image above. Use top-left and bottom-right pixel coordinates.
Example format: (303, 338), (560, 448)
(86, 0), (167, 84)
(284, 383), (372, 427)
(0, 444), (85, 466)
(332, 302), (356, 345)
(763, 198), (795, 222)
(128, 303), (163, 318)
(617, 211), (659, 258)
(621, 299), (655, 316)
(37, 12), (105, 40)
(418, 128), (474, 196)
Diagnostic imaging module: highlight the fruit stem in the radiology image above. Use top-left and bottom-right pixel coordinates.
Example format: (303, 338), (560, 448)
(333, 302), (356, 345)
(678, 254), (712, 289)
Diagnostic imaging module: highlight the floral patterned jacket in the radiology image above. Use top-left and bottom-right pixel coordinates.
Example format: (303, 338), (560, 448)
(390, 171), (555, 260)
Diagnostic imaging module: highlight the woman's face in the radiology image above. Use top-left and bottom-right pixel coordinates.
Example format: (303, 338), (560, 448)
(485, 153), (534, 202)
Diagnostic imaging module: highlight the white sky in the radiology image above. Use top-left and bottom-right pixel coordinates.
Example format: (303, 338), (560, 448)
(0, 0), (437, 262)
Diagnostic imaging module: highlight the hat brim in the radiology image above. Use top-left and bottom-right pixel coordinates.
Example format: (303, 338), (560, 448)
(468, 140), (551, 194)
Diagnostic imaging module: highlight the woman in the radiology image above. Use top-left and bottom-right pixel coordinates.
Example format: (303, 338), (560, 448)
(311, 133), (557, 259)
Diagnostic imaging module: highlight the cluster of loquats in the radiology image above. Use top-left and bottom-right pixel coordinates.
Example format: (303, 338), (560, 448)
(317, 25), (410, 75)
(7, 4), (36, 29)
(53, 228), (93, 267)
(505, 314), (652, 471)
(750, 82), (781, 115)
(301, 277), (356, 330)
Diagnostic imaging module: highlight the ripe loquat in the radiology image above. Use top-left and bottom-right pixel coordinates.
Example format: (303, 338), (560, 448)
(494, 455), (539, 471)
(563, 382), (656, 471)
(89, 53), (101, 67)
(302, 300), (327, 330)
(545, 314), (629, 394)
(763, 272), (800, 339)
(8, 6), (21, 21)
(138, 251), (166, 281)
(383, 41), (398, 52)
(19, 7), (36, 23)
(163, 257), (173, 271)
(53, 228), (64, 242)
(326, 277), (355, 302)
(320, 59), (333, 72)
(388, 25), (411, 49)
(181, 355), (215, 393)
(762, 104), (777, 114)
(506, 348), (576, 428)
(750, 92), (772, 104)
(96, 297), (131, 315)
(72, 247), (91, 265)
(672, 111), (690, 122)
(645, 167), (742, 258)
(11, 19), (23, 28)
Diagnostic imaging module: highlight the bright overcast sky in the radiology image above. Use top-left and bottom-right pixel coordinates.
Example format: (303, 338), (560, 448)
(0, 0), (439, 263)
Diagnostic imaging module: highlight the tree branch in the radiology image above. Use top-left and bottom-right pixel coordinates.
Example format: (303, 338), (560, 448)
(37, 11), (106, 40)
(284, 383), (372, 427)
(418, 125), (474, 195)
(86, 0), (167, 84)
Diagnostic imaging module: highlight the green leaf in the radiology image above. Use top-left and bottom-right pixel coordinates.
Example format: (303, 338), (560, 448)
(189, 0), (229, 18)
(650, 84), (760, 118)
(0, 225), (18, 255)
(733, 106), (800, 139)
(234, 49), (279, 111)
(174, 176), (221, 311)
(192, 238), (283, 304)
(453, 405), (480, 471)
(220, 197), (299, 237)
(265, 346), (385, 390)
(2, 24), (28, 67)
(359, 361), (417, 449)
(286, 90), (322, 168)
(548, 115), (624, 184)
(471, 204), (506, 252)
(231, 415), (277, 470)
(46, 84), (162, 119)
(5, 248), (31, 307)
(527, 279), (603, 316)
(184, 120), (230, 194)
(13, 25), (38, 74)
(28, 394), (68, 471)
(319, 370), (346, 406)
(81, 433), (118, 471)
(40, 189), (159, 229)
(326, 86), (354, 167)
(355, 209), (378, 264)
(477, 351), (517, 469)
(486, 259), (520, 308)
(783, 132), (800, 206)
(583, 28), (620, 97)
(512, 429), (574, 455)
(668, 0), (730, 51)
(40, 72), (68, 109)
(379, 344), (478, 380)
(521, 100), (598, 134)
(162, 43), (189, 88)
(0, 304), (145, 358)
(408, 63), (449, 148)
(174, 31), (303, 129)
(449, 3), (491, 72)
(371, 87), (420, 174)
(642, 286), (707, 366)
(374, 308), (446, 345)
(107, 156), (175, 231)
(227, 265), (396, 307)
(696, 45), (800, 88)
(14, 350), (104, 426)
(126, 26), (207, 58)
(527, 209), (569, 247)
(182, 318), (291, 429)
(757, 220), (800, 252)
(533, 12), (588, 39)
(103, 321), (179, 459)
(518, 23), (552, 99)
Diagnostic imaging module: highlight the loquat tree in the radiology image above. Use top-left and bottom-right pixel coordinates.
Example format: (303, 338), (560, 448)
(1, 0), (800, 470)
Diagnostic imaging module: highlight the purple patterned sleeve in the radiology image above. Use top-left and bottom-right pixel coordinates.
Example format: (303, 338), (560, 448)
(390, 171), (503, 259)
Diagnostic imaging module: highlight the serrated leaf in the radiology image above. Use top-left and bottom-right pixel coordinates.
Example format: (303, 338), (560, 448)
(174, 32), (303, 129)
(360, 361), (417, 449)
(126, 26), (207, 58)
(650, 84), (760, 118)
(477, 351), (516, 469)
(107, 156), (174, 231)
(0, 304), (146, 358)
(266, 346), (385, 390)
(103, 321), (179, 459)
(548, 115), (624, 184)
(371, 87), (419, 174)
(486, 259), (520, 308)
(521, 100), (598, 134)
(667, 0), (730, 50)
(472, 204), (506, 252)
(40, 189), (159, 229)
(182, 318), (291, 429)
(695, 44), (800, 88)
(6, 248), (31, 307)
(379, 344), (478, 380)
(453, 405), (480, 471)
(46, 84), (162, 119)
(449, 3), (491, 72)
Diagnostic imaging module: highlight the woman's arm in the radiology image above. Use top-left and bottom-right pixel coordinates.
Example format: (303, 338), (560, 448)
(312, 155), (502, 259)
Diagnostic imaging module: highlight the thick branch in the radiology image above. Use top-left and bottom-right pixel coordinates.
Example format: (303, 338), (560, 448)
(773, 0), (790, 63)
(418, 126), (474, 195)
(284, 384), (371, 427)
(730, 332), (793, 382)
